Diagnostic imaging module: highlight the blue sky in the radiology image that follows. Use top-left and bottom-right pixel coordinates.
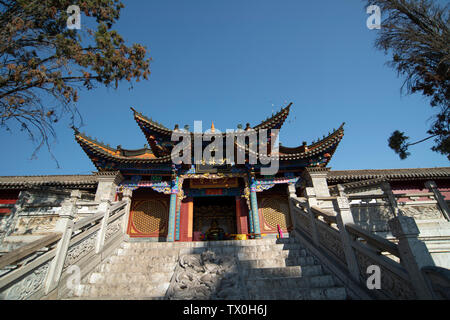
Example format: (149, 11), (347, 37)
(0, 0), (448, 176)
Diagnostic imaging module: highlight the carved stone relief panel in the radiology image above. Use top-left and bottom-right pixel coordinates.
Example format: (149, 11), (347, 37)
(350, 205), (393, 233)
(398, 204), (443, 220)
(354, 249), (416, 299)
(63, 230), (99, 269)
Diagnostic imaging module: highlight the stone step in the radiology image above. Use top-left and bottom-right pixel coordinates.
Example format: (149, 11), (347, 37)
(84, 271), (173, 285)
(106, 254), (178, 265)
(179, 243), (303, 255)
(66, 296), (166, 300)
(242, 265), (323, 279)
(121, 237), (299, 250)
(116, 248), (182, 257)
(248, 286), (347, 300)
(246, 274), (334, 290)
(95, 261), (177, 273)
(117, 243), (304, 256)
(75, 282), (171, 298)
(238, 256), (316, 269)
(237, 248), (310, 261)
(69, 236), (349, 300)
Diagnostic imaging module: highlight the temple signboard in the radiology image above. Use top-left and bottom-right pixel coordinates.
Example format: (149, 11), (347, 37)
(189, 178), (239, 189)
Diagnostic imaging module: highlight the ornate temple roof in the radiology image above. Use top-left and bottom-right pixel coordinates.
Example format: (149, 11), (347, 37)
(252, 102), (292, 131)
(237, 122), (344, 167)
(74, 103), (344, 171)
(278, 123), (344, 160)
(131, 102), (296, 159)
(132, 107), (173, 139)
(132, 103), (292, 143)
(74, 130), (172, 171)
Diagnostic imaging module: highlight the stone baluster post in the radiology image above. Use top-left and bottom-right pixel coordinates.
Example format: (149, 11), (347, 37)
(388, 215), (436, 299)
(425, 181), (450, 221)
(95, 200), (111, 254)
(304, 187), (320, 246)
(94, 171), (124, 202)
(287, 183), (298, 227)
(380, 181), (401, 217)
(287, 183), (297, 198)
(44, 190), (81, 294)
(122, 188), (133, 234)
(335, 185), (361, 282)
(303, 167), (333, 210)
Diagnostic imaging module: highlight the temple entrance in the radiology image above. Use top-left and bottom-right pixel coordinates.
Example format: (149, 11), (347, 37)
(192, 196), (236, 241)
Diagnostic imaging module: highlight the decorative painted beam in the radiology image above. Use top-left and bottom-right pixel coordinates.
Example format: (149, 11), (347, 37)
(117, 180), (172, 194)
(184, 187), (242, 197)
(253, 176), (300, 192)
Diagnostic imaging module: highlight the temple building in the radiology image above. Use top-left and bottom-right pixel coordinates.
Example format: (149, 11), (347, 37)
(72, 103), (345, 242)
(0, 103), (449, 300)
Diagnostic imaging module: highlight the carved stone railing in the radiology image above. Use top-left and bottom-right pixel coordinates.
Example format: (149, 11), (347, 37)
(421, 266), (450, 299)
(289, 185), (447, 300)
(75, 201), (100, 216)
(311, 205), (337, 225)
(0, 190), (128, 300)
(331, 180), (450, 235)
(0, 233), (62, 271)
(345, 223), (399, 257)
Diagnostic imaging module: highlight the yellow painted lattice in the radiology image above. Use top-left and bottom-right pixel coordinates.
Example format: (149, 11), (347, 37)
(131, 200), (168, 234)
(261, 197), (291, 230)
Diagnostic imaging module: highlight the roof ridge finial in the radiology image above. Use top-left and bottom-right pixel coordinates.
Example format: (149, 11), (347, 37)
(71, 125), (80, 135)
(211, 121), (215, 133)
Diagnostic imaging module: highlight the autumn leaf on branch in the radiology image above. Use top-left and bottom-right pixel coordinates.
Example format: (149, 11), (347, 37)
(366, 0), (449, 160)
(0, 0), (151, 163)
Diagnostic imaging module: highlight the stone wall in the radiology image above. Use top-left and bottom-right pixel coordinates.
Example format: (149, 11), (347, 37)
(328, 183), (450, 269)
(0, 188), (96, 253)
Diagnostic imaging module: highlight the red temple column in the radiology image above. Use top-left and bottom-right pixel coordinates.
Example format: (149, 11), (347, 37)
(236, 196), (249, 235)
(179, 197), (193, 241)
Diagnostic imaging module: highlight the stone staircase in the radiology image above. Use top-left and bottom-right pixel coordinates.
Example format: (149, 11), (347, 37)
(67, 236), (347, 300)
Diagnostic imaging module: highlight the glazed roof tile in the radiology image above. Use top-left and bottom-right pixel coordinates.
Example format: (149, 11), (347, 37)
(1, 167), (448, 190)
(327, 167), (450, 183)
(132, 103), (292, 140)
(74, 132), (172, 170)
(238, 122), (344, 164)
(0, 174), (97, 189)
(74, 103), (344, 168)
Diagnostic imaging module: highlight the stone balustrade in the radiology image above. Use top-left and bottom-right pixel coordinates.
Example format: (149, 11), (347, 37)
(289, 184), (450, 300)
(0, 191), (128, 300)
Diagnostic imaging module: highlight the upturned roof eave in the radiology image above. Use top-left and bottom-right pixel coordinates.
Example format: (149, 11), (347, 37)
(74, 133), (172, 169)
(132, 103), (293, 140)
